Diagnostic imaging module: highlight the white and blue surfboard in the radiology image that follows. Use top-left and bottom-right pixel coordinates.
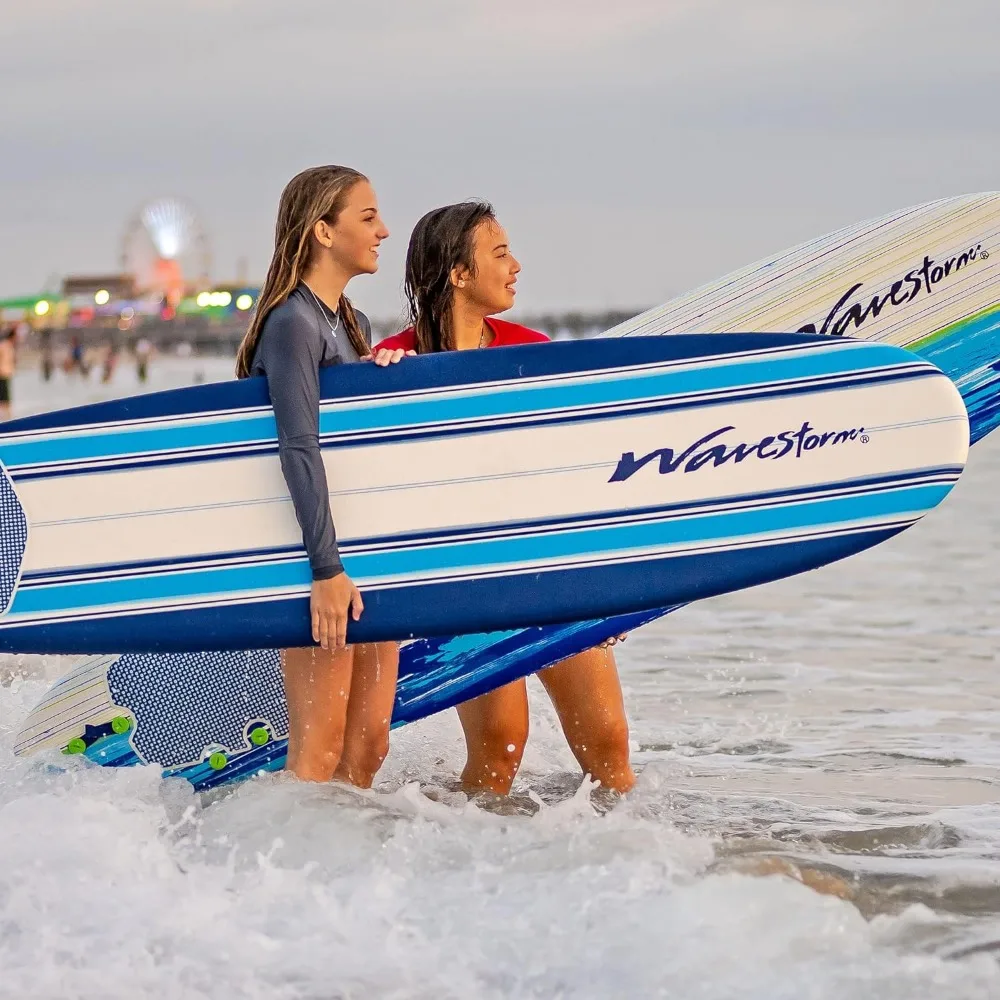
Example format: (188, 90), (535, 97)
(0, 332), (965, 654)
(17, 191), (1000, 790)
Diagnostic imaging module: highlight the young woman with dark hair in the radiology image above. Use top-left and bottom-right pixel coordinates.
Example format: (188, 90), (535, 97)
(236, 165), (402, 785)
(375, 202), (636, 795)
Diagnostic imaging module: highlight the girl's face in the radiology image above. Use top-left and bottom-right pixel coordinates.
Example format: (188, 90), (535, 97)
(317, 180), (390, 277)
(453, 219), (521, 314)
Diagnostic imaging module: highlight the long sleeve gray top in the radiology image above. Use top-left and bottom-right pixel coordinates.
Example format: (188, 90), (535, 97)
(249, 284), (371, 580)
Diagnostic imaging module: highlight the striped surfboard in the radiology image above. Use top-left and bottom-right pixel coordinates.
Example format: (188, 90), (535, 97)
(0, 333), (966, 654)
(17, 191), (998, 789)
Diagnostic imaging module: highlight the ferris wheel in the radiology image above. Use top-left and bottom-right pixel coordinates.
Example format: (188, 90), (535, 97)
(121, 197), (212, 296)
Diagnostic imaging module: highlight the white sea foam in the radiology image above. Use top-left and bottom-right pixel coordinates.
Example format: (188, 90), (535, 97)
(1, 359), (999, 998)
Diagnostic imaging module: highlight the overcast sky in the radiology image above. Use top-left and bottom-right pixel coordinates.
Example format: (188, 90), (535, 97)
(2, 0), (998, 320)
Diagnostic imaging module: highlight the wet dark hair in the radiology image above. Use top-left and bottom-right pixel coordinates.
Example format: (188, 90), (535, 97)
(404, 201), (496, 353)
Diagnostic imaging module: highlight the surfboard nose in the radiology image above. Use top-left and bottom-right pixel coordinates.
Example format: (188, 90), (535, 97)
(0, 460), (27, 615)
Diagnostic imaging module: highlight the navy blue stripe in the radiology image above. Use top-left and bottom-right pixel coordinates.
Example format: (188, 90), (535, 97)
(0, 524), (908, 653)
(4, 513), (926, 631)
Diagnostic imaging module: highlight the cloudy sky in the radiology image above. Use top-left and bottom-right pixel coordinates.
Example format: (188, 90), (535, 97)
(1, 0), (998, 320)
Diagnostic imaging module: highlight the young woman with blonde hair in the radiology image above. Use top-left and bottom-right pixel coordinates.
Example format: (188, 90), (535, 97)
(236, 165), (403, 785)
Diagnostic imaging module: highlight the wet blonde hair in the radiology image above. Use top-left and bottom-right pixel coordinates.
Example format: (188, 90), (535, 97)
(236, 165), (370, 378)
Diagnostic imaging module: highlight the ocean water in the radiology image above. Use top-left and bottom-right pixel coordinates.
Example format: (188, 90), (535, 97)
(1, 357), (998, 999)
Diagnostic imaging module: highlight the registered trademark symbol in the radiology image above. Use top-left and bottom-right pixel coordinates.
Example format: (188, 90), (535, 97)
(860, 434), (870, 443)
(982, 250), (990, 259)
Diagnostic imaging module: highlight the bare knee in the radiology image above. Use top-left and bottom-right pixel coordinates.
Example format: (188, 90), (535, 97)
(467, 714), (529, 767)
(288, 729), (346, 782)
(338, 730), (391, 788)
(462, 720), (528, 794)
(581, 716), (630, 756)
(569, 718), (634, 792)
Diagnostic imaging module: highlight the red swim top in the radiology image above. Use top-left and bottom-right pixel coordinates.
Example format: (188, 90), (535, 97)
(374, 316), (550, 353)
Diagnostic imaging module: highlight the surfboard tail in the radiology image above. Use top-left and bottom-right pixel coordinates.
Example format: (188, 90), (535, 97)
(0, 460), (26, 615)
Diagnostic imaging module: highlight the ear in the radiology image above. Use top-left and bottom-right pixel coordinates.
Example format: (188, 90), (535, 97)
(449, 265), (470, 289)
(312, 219), (335, 249)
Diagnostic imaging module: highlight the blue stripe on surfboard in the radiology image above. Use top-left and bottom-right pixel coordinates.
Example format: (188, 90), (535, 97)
(5, 363), (938, 483)
(1, 523), (908, 654)
(3, 515), (923, 632)
(0, 342), (928, 471)
(83, 732), (143, 768)
(0, 333), (873, 438)
(17, 465), (964, 589)
(3, 354), (928, 475)
(391, 609), (675, 723)
(164, 739), (289, 789)
(3, 479), (956, 620)
(4, 337), (851, 455)
(913, 305), (1000, 444)
(6, 496), (950, 624)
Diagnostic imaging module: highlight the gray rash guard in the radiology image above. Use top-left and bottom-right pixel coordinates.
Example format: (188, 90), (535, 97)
(250, 284), (371, 580)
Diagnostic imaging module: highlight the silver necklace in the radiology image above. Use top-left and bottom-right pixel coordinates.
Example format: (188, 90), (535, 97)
(304, 282), (340, 338)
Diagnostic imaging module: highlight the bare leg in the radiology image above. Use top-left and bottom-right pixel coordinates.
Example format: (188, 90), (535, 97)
(334, 641), (400, 788)
(537, 646), (635, 793)
(282, 645), (354, 782)
(456, 678), (529, 794)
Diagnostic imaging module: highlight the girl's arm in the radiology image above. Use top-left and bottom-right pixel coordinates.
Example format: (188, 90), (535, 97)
(256, 312), (343, 582)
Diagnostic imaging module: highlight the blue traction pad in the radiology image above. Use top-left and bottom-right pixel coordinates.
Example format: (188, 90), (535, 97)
(0, 461), (26, 615)
(104, 610), (669, 772)
(109, 650), (287, 767)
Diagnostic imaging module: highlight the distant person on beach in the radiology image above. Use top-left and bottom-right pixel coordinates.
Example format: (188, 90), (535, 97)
(64, 334), (89, 377)
(374, 202), (636, 796)
(101, 342), (119, 384)
(135, 337), (152, 383)
(39, 327), (54, 382)
(0, 325), (15, 419)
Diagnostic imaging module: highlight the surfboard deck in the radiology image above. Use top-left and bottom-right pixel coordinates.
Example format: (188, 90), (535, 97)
(0, 332), (963, 654)
(17, 191), (1000, 791)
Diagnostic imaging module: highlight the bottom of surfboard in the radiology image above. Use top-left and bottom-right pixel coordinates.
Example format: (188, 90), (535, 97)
(0, 517), (925, 653)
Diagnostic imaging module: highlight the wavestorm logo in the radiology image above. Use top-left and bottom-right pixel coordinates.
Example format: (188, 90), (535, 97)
(609, 421), (867, 483)
(798, 246), (987, 338)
